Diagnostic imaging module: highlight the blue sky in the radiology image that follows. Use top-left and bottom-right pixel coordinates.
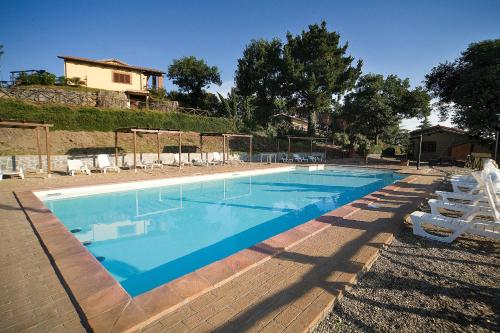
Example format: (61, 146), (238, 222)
(1, 0), (499, 129)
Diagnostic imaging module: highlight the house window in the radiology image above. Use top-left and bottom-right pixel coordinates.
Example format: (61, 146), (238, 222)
(422, 141), (436, 152)
(113, 72), (131, 84)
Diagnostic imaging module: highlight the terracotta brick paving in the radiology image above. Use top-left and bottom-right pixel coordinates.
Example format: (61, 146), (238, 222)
(0, 164), (440, 332)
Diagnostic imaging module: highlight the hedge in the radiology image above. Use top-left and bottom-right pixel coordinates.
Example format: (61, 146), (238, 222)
(0, 99), (235, 133)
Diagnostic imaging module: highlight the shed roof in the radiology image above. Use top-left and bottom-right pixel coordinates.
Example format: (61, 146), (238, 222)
(410, 125), (467, 138)
(58, 55), (165, 75)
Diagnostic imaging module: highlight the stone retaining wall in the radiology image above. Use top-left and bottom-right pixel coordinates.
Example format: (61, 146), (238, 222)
(0, 86), (178, 111)
(0, 151), (322, 173)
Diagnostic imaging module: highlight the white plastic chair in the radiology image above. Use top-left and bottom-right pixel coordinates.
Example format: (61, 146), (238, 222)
(211, 152), (223, 165)
(67, 159), (91, 176)
(172, 153), (192, 166)
(293, 154), (308, 163)
(96, 154), (120, 173)
(411, 171), (500, 242)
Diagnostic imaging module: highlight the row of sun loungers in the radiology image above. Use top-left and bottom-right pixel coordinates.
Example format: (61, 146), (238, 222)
(66, 152), (243, 176)
(280, 154), (324, 163)
(410, 158), (500, 243)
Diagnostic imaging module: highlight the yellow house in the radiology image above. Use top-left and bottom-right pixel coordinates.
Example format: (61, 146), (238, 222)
(58, 55), (165, 106)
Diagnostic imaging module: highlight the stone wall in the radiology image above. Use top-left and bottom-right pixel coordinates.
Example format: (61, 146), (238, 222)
(0, 86), (178, 111)
(0, 151), (319, 173)
(0, 86), (98, 107)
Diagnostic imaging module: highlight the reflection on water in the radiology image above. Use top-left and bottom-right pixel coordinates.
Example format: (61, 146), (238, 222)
(46, 169), (403, 296)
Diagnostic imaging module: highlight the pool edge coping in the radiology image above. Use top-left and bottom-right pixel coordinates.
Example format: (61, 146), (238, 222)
(15, 169), (419, 333)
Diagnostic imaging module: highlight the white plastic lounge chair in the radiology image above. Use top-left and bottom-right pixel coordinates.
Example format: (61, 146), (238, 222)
(67, 159), (91, 176)
(1, 166), (24, 179)
(211, 152), (223, 165)
(172, 153), (192, 166)
(280, 154), (290, 163)
(193, 158), (209, 166)
(96, 154), (120, 173)
(293, 154), (308, 163)
(411, 172), (500, 242)
(227, 155), (245, 165)
(151, 160), (164, 168)
(135, 159), (151, 169)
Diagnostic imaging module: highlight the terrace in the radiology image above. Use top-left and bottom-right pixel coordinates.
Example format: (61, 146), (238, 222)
(1, 161), (453, 332)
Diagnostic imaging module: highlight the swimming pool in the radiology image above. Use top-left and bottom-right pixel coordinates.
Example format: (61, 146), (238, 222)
(43, 167), (403, 296)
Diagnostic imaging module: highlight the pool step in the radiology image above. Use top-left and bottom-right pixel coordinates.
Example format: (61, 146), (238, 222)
(296, 164), (325, 171)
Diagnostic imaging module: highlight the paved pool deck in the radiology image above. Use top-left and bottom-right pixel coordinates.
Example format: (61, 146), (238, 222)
(0, 164), (442, 332)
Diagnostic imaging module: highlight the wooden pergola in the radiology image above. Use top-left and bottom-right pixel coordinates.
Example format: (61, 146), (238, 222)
(200, 133), (253, 163)
(0, 120), (53, 175)
(114, 128), (183, 169)
(286, 136), (328, 160)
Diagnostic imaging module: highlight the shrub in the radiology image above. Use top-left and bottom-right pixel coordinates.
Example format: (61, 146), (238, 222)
(382, 147), (396, 157)
(332, 132), (350, 148)
(0, 98), (235, 133)
(369, 144), (384, 154)
(351, 133), (372, 156)
(16, 71), (56, 85)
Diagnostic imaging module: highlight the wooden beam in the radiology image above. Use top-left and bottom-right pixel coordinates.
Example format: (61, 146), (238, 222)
(199, 134), (203, 161)
(44, 126), (51, 176)
(35, 127), (42, 172)
(115, 131), (119, 166)
(249, 136), (253, 163)
(178, 132), (182, 168)
(288, 137), (291, 160)
(222, 135), (226, 164)
(157, 132), (161, 163)
(0, 121), (53, 128)
(133, 131), (137, 169)
(417, 133), (423, 170)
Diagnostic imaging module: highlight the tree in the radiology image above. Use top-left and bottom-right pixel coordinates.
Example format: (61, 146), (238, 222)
(235, 39), (284, 125)
(342, 74), (431, 144)
(217, 88), (256, 129)
(168, 56), (222, 108)
(425, 39), (500, 139)
(419, 115), (432, 129)
(283, 21), (362, 135)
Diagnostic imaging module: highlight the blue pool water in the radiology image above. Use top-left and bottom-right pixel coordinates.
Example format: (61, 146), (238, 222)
(45, 168), (403, 296)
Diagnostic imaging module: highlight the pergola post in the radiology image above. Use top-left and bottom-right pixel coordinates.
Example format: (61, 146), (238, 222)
(199, 134), (204, 161)
(310, 139), (313, 154)
(417, 133), (423, 170)
(35, 127), (42, 172)
(288, 137), (291, 160)
(222, 135), (226, 164)
(178, 132), (182, 168)
(249, 136), (253, 162)
(156, 132), (161, 163)
(114, 131), (119, 166)
(44, 126), (51, 177)
(133, 131), (137, 170)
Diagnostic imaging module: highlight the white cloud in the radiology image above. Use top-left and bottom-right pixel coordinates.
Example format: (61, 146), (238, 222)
(206, 80), (234, 97)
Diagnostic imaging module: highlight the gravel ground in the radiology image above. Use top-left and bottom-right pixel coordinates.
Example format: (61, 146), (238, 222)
(314, 168), (500, 333)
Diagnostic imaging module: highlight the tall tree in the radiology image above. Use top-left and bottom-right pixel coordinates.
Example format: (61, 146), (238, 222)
(425, 39), (500, 139)
(342, 74), (431, 144)
(168, 56), (222, 108)
(235, 39), (284, 125)
(419, 115), (432, 129)
(283, 21), (362, 135)
(217, 88), (256, 128)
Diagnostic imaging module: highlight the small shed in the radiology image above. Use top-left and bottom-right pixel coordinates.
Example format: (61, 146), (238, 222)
(410, 125), (490, 163)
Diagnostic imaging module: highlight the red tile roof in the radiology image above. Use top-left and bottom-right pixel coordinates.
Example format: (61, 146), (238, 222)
(58, 55), (165, 75)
